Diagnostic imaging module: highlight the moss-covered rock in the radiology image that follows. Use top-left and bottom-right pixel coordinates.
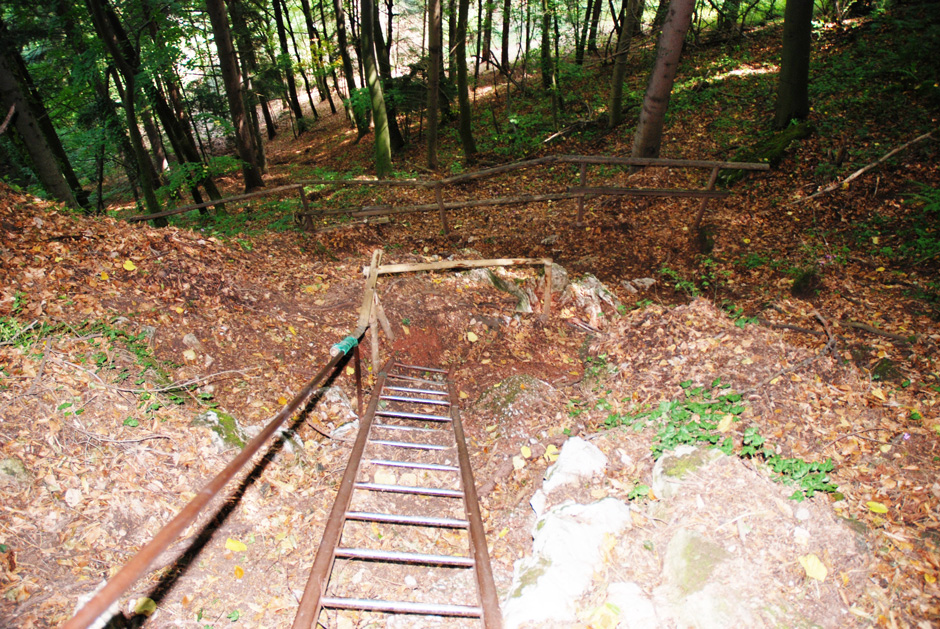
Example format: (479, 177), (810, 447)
(192, 409), (248, 450)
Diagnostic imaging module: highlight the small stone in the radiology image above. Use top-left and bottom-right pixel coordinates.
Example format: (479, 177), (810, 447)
(64, 488), (83, 508)
(182, 333), (204, 351)
(374, 469), (396, 485)
(404, 576), (418, 589)
(793, 526), (811, 545)
(542, 437), (607, 495)
(795, 506), (811, 521)
(0, 457), (31, 485)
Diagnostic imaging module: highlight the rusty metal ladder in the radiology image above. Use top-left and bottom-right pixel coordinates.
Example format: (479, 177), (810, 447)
(292, 359), (502, 628)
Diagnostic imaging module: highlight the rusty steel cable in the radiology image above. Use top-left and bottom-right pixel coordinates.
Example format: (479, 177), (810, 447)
(291, 359), (502, 628)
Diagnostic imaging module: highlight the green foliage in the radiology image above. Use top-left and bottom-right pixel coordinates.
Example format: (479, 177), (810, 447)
(603, 379), (838, 500)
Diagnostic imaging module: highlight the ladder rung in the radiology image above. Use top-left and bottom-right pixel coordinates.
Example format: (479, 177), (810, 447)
(355, 482), (463, 498)
(334, 547), (474, 566)
(377, 410), (452, 422)
(395, 364), (448, 373)
(385, 385), (449, 397)
(369, 439), (449, 451)
(368, 459), (459, 472)
(345, 511), (468, 528)
(321, 597), (482, 617)
(387, 374), (449, 387)
(372, 423), (440, 433)
(381, 395), (451, 407)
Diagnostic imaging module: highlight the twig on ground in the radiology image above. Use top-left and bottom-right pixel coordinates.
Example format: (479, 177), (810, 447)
(801, 131), (935, 201)
(821, 428), (893, 451)
(0, 319), (39, 346)
(836, 319), (914, 344)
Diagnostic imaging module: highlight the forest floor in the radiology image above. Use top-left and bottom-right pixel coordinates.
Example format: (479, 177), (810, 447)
(2, 6), (940, 629)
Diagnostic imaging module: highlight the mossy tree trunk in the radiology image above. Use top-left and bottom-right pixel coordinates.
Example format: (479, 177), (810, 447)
(361, 0), (394, 176)
(773, 0), (814, 129)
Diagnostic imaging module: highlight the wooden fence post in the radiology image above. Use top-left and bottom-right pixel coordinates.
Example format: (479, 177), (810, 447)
(576, 162), (587, 224)
(692, 166), (721, 234)
(435, 182), (450, 234)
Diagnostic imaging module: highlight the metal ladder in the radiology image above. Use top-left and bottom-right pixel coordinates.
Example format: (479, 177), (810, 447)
(291, 359), (502, 628)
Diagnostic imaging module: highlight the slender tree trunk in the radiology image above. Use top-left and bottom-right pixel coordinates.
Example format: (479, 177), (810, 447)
(448, 0), (457, 79)
(576, 0), (594, 64)
(372, 1), (406, 150)
(456, 0), (477, 159)
(301, 0), (338, 113)
(427, 0), (442, 169)
(482, 0), (495, 65)
(140, 106), (168, 181)
(282, 2), (320, 119)
(540, 0), (553, 89)
(608, 0), (640, 127)
(361, 0), (393, 175)
(85, 0), (163, 221)
(651, 0), (669, 33)
(631, 0), (694, 157)
(334, 0), (369, 133)
(773, 0), (813, 129)
(272, 0), (306, 124)
(206, 0), (265, 190)
(719, 0), (742, 35)
(587, 0), (604, 52)
(318, 0), (345, 112)
(500, 0), (512, 70)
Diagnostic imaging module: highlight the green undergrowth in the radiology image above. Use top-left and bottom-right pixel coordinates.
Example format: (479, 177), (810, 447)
(589, 377), (837, 501)
(0, 316), (215, 416)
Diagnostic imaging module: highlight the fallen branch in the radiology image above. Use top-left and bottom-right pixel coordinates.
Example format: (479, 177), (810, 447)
(0, 105), (14, 135)
(802, 131), (935, 201)
(75, 430), (172, 445)
(836, 319), (914, 344)
(109, 368), (258, 393)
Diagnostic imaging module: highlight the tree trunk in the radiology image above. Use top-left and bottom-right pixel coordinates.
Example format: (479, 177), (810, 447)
(587, 0), (604, 52)
(334, 0), (370, 133)
(206, 0), (265, 190)
(773, 0), (813, 129)
(540, 0), (553, 89)
(361, 0), (393, 176)
(448, 0), (457, 79)
(631, 0), (694, 157)
(576, 0), (594, 64)
(456, 0), (477, 159)
(272, 0), (306, 124)
(608, 0), (640, 127)
(0, 18), (88, 209)
(500, 0), (512, 71)
(719, 0), (742, 35)
(651, 0), (669, 33)
(482, 0), (495, 65)
(0, 49), (79, 208)
(372, 1), (406, 150)
(85, 0), (163, 221)
(300, 0), (337, 113)
(427, 0), (442, 169)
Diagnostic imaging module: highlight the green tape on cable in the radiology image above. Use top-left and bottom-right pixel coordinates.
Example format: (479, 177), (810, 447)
(332, 335), (358, 355)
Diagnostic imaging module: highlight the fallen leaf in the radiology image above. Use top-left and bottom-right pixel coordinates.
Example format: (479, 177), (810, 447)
(182, 349), (196, 361)
(799, 553), (828, 581)
(173, 306), (184, 314)
(871, 388), (886, 401)
(288, 325), (296, 335)
(512, 455), (525, 470)
(467, 331), (478, 342)
(225, 538), (248, 552)
(520, 445), (532, 458)
(133, 597), (157, 616)
(544, 444), (559, 461)
(100, 271), (109, 280)
(234, 565), (244, 580)
(122, 260), (137, 271)
(717, 414), (734, 433)
(867, 501), (889, 514)
(459, 391), (469, 399)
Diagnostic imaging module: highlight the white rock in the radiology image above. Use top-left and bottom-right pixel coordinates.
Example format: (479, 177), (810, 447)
(606, 582), (660, 629)
(502, 498), (632, 628)
(530, 489), (547, 519)
(542, 437), (607, 495)
(795, 506), (811, 521)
